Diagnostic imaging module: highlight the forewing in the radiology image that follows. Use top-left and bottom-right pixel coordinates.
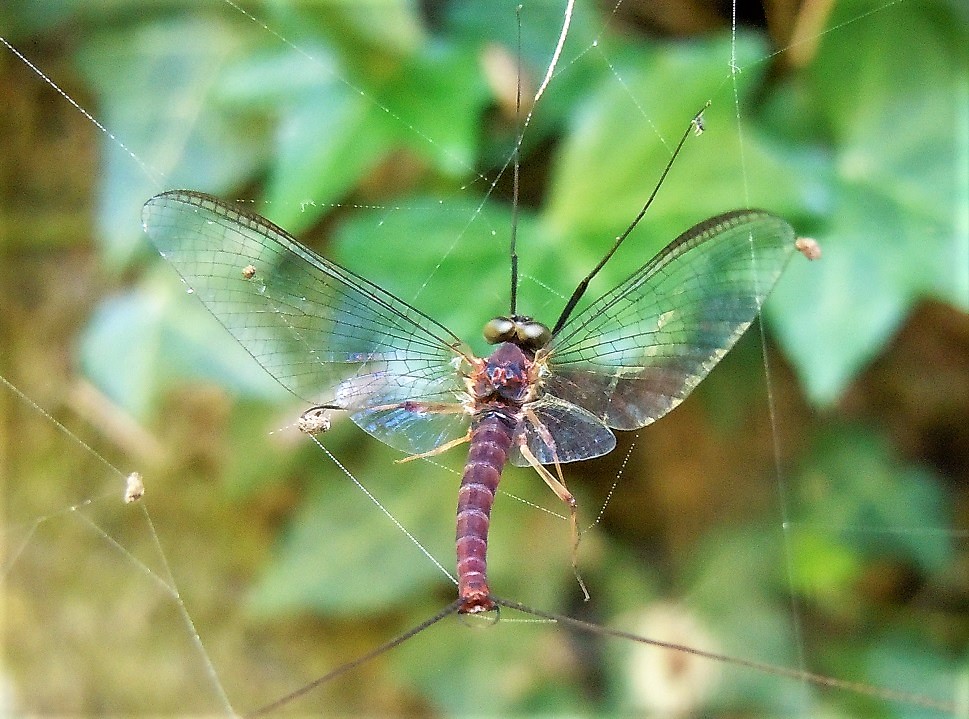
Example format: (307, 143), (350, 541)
(335, 370), (472, 455)
(509, 395), (617, 467)
(143, 190), (473, 453)
(546, 210), (796, 430)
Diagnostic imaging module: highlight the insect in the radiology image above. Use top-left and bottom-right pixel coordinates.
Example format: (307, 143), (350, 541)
(143, 175), (800, 614)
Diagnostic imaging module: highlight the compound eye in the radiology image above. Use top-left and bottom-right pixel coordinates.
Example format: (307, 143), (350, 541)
(483, 317), (516, 344)
(518, 321), (552, 349)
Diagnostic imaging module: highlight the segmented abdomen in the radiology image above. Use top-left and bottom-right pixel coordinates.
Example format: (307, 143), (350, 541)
(456, 410), (516, 613)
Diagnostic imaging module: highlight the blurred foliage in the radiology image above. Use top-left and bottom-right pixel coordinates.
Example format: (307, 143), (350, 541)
(2, 0), (967, 717)
(41, 0), (963, 410)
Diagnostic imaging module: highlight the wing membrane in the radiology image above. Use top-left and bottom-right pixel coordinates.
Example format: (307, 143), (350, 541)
(334, 370), (471, 455)
(143, 190), (473, 452)
(545, 210), (795, 430)
(510, 395), (617, 466)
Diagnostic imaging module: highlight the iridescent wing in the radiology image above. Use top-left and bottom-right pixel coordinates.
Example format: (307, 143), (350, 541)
(509, 395), (617, 467)
(542, 210), (796, 440)
(142, 190), (473, 455)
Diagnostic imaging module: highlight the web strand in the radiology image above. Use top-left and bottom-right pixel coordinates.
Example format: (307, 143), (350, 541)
(730, 0), (811, 708)
(493, 597), (960, 715)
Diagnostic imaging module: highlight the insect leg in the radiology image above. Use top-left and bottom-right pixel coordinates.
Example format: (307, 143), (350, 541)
(518, 412), (590, 602)
(395, 430), (472, 464)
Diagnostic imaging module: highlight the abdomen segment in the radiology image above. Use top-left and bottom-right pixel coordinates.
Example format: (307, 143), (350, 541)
(455, 411), (516, 613)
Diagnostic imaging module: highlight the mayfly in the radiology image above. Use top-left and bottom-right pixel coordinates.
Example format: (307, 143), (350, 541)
(143, 121), (806, 614)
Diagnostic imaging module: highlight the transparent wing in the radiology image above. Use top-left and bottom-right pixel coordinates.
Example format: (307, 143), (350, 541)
(545, 210), (796, 430)
(509, 395), (617, 466)
(143, 190), (473, 453)
(334, 371), (471, 456)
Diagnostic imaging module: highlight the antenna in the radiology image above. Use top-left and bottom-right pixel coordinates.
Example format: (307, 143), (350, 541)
(551, 102), (710, 336)
(505, 0), (574, 317)
(509, 4), (524, 317)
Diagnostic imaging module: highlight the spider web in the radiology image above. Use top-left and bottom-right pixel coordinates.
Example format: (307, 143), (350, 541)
(2, 0), (967, 716)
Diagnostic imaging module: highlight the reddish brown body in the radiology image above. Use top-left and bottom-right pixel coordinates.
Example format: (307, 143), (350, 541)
(455, 412), (516, 612)
(456, 342), (537, 613)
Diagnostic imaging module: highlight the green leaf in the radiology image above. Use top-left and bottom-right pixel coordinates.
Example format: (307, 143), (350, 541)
(767, 0), (969, 404)
(223, 39), (398, 234)
(334, 195), (559, 356)
(77, 15), (268, 268)
(0, 0), (76, 36)
(246, 440), (459, 615)
(544, 32), (775, 239)
(79, 270), (283, 418)
(538, 30), (822, 313)
(789, 426), (952, 598)
(226, 35), (488, 231)
(217, 42), (396, 232)
(263, 73), (395, 233)
(374, 41), (488, 175)
(443, 0), (604, 129)
(270, 0), (425, 61)
(769, 188), (911, 403)
(445, 0), (601, 72)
